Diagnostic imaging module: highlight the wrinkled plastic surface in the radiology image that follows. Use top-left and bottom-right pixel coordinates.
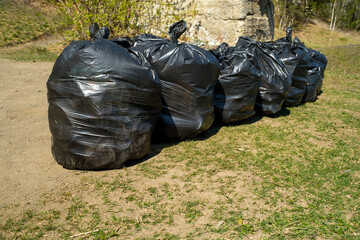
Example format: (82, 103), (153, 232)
(211, 43), (261, 123)
(285, 36), (311, 106)
(47, 39), (162, 170)
(303, 48), (327, 102)
(308, 48), (328, 95)
(304, 63), (322, 102)
(236, 37), (291, 115)
(267, 29), (310, 107)
(89, 23), (110, 40)
(132, 20), (220, 139)
(210, 43), (235, 63)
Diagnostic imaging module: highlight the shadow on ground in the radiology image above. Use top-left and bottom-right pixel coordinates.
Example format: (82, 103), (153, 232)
(125, 107), (291, 168)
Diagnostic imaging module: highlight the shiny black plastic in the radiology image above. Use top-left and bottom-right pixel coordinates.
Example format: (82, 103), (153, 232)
(212, 44), (261, 123)
(132, 20), (220, 139)
(308, 48), (328, 95)
(47, 39), (162, 170)
(267, 29), (311, 107)
(304, 62), (322, 102)
(303, 48), (328, 102)
(236, 37), (291, 115)
(89, 23), (110, 40)
(285, 36), (311, 106)
(210, 43), (235, 63)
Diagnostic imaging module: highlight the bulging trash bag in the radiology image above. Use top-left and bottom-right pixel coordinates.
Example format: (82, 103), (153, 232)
(303, 48), (327, 102)
(307, 48), (328, 95)
(267, 28), (311, 107)
(47, 30), (162, 170)
(211, 43), (261, 123)
(269, 27), (298, 77)
(236, 37), (291, 115)
(284, 36), (311, 106)
(131, 20), (220, 140)
(304, 62), (322, 102)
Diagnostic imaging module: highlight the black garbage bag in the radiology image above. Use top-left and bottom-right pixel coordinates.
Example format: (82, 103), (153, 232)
(307, 48), (328, 95)
(235, 37), (291, 115)
(304, 62), (322, 102)
(211, 43), (261, 123)
(270, 29), (298, 77)
(303, 48), (327, 102)
(210, 43), (235, 63)
(47, 32), (162, 170)
(89, 23), (110, 40)
(284, 36), (311, 106)
(131, 20), (220, 140)
(267, 28), (311, 107)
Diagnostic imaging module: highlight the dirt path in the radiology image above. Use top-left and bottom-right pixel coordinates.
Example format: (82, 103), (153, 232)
(0, 57), (265, 239)
(0, 58), (77, 207)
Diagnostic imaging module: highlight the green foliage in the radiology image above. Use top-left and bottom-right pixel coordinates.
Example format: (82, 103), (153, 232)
(335, 0), (360, 30)
(274, 0), (360, 31)
(274, 0), (308, 30)
(48, 0), (190, 41)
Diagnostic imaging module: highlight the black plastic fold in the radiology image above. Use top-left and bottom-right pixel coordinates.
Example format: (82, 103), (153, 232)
(131, 20), (221, 140)
(212, 43), (261, 123)
(47, 39), (162, 170)
(89, 23), (110, 40)
(236, 37), (291, 115)
(308, 48), (328, 95)
(267, 28), (311, 107)
(303, 48), (328, 102)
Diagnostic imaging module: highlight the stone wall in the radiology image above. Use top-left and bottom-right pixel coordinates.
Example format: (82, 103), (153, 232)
(170, 0), (274, 46)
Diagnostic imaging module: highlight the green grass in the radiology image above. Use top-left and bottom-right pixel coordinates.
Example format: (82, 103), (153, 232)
(275, 23), (360, 49)
(0, 37), (359, 239)
(0, 46), (58, 62)
(0, 1), (60, 47)
(0, 1), (63, 62)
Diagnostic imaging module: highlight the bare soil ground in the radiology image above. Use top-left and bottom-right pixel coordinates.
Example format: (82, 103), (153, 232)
(0, 58), (76, 206)
(0, 56), (265, 239)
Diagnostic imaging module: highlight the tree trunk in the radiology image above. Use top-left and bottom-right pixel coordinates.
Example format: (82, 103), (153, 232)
(284, 0), (287, 29)
(330, 0), (336, 31)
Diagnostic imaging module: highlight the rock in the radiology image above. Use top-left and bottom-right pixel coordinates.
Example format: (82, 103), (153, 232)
(170, 0), (274, 46)
(216, 220), (225, 229)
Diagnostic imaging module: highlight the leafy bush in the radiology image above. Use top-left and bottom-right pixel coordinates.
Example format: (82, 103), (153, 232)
(48, 0), (191, 40)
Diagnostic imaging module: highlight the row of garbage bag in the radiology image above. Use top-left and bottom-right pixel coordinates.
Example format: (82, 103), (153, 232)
(47, 20), (328, 170)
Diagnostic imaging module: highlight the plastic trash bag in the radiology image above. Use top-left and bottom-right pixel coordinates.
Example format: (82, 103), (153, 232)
(284, 36), (311, 106)
(47, 31), (162, 170)
(236, 37), (291, 115)
(210, 43), (235, 63)
(267, 28), (311, 107)
(304, 62), (322, 102)
(308, 48), (328, 95)
(270, 27), (298, 77)
(211, 43), (261, 123)
(89, 23), (110, 40)
(131, 20), (220, 139)
(303, 48), (327, 102)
